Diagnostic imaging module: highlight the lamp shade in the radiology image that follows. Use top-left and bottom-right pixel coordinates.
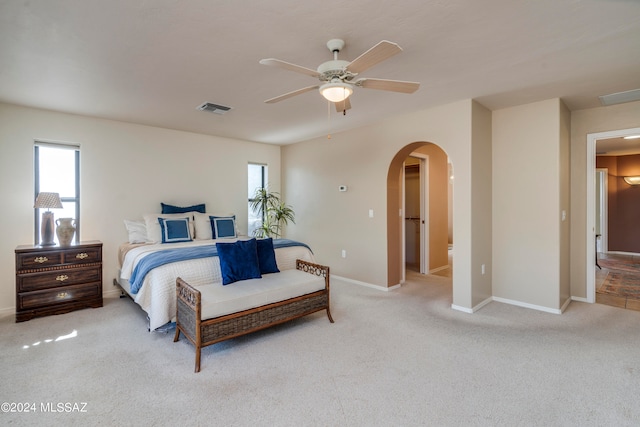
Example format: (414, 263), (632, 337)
(320, 82), (353, 103)
(34, 192), (63, 209)
(623, 176), (640, 186)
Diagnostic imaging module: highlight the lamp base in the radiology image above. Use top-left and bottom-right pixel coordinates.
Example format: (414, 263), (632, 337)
(40, 211), (56, 246)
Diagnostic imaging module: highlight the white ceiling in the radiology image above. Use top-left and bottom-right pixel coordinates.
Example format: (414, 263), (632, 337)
(1, 0), (639, 145)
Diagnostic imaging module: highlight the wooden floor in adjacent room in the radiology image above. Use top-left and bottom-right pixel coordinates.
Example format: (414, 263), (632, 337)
(596, 252), (640, 312)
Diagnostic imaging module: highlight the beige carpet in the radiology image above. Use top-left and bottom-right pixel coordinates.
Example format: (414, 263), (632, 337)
(2, 271), (640, 426)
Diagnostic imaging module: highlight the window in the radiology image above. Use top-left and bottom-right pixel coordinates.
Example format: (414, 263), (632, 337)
(248, 163), (267, 237)
(34, 142), (80, 245)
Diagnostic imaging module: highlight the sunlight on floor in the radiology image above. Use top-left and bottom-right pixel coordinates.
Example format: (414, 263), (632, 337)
(22, 329), (78, 349)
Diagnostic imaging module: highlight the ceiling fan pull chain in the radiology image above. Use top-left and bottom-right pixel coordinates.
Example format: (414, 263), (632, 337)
(327, 100), (332, 139)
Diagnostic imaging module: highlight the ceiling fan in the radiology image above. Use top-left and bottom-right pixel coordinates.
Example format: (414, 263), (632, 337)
(259, 39), (420, 112)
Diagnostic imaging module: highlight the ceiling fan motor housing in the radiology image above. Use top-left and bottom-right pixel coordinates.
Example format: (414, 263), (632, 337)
(317, 60), (352, 81)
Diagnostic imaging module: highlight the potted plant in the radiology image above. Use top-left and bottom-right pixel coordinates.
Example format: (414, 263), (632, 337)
(249, 187), (295, 238)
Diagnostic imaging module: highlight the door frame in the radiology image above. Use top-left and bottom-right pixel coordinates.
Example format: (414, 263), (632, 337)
(586, 127), (640, 302)
(416, 154), (429, 274)
(595, 168), (608, 253)
(402, 153), (430, 275)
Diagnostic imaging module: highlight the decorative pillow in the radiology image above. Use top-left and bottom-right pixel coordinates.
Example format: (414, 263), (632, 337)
(194, 212), (234, 240)
(216, 238), (261, 285)
(211, 215), (237, 239)
(144, 213), (195, 243)
(161, 202), (206, 214)
(123, 220), (149, 244)
(158, 217), (192, 243)
(256, 238), (279, 274)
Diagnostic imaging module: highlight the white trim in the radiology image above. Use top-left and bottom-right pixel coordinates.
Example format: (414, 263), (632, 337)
(333, 275), (401, 291)
(596, 168), (608, 252)
(429, 265), (450, 274)
(606, 250), (640, 256)
(571, 296), (589, 303)
(493, 296), (562, 314)
(103, 288), (123, 298)
(0, 306), (15, 318)
(560, 297), (572, 313)
(451, 296), (492, 313)
(586, 127), (640, 304)
(451, 304), (474, 314)
(34, 139), (80, 150)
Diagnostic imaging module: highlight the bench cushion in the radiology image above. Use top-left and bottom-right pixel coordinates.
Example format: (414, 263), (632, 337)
(199, 269), (326, 320)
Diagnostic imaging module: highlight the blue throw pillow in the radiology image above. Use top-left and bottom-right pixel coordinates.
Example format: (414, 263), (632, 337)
(161, 202), (206, 214)
(256, 238), (279, 274)
(210, 215), (236, 239)
(158, 217), (192, 243)
(216, 239), (261, 285)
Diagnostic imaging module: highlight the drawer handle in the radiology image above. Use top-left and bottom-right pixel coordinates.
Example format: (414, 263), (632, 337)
(34, 256), (48, 263)
(56, 275), (69, 282)
(57, 292), (68, 299)
(76, 253), (89, 260)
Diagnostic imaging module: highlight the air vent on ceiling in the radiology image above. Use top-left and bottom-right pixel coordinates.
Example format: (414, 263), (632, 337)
(599, 89), (640, 106)
(196, 102), (232, 115)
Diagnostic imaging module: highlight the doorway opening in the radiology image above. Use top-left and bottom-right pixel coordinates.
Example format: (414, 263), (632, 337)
(587, 127), (640, 307)
(388, 142), (452, 287)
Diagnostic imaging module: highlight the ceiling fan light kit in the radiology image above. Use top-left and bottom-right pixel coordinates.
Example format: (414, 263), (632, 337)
(320, 82), (353, 103)
(260, 38), (420, 110)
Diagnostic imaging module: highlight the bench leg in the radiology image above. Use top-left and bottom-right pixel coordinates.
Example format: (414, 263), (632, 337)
(195, 344), (201, 373)
(326, 307), (334, 323)
(173, 328), (181, 342)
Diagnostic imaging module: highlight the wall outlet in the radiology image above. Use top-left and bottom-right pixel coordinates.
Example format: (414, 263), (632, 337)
(481, 264), (486, 275)
(369, 209), (374, 218)
(341, 249), (347, 258)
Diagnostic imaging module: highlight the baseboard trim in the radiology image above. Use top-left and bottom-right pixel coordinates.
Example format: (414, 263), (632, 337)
(492, 296), (562, 314)
(451, 304), (473, 314)
(429, 265), (450, 274)
(451, 296), (492, 314)
(571, 296), (589, 303)
(103, 288), (123, 299)
(0, 306), (14, 319)
(333, 275), (400, 292)
(560, 297), (572, 313)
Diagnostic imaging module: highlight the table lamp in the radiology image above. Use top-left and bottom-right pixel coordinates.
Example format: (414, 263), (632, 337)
(34, 192), (63, 246)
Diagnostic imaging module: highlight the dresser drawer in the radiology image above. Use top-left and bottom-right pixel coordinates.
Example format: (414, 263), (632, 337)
(17, 266), (102, 292)
(62, 246), (102, 266)
(17, 282), (101, 310)
(16, 246), (101, 271)
(16, 251), (64, 270)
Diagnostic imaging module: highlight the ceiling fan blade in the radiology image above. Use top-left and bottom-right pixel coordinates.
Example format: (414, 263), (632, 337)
(264, 85), (319, 104)
(259, 58), (321, 78)
(356, 78), (420, 94)
(334, 97), (352, 112)
(346, 40), (403, 74)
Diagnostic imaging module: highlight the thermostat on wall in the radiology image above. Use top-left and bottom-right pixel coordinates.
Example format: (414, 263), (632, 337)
(339, 185), (348, 192)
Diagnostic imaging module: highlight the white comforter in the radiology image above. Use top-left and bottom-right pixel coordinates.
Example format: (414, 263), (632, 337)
(118, 239), (315, 331)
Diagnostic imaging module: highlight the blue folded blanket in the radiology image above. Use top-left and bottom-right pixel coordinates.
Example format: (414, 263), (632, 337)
(129, 239), (311, 294)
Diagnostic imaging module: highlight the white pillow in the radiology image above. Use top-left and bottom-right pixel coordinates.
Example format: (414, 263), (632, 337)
(143, 213), (195, 243)
(123, 220), (149, 244)
(194, 212), (236, 240)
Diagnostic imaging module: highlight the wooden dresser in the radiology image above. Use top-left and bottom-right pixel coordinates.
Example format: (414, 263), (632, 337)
(15, 240), (103, 322)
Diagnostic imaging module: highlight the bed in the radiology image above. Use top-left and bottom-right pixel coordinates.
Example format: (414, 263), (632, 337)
(115, 238), (315, 331)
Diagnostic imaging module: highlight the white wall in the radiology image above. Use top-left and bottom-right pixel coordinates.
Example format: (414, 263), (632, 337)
(471, 101), (493, 307)
(492, 98), (568, 311)
(282, 99), (487, 311)
(0, 103), (281, 315)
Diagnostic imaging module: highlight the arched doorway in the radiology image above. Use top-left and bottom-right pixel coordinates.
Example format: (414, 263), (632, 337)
(387, 142), (452, 287)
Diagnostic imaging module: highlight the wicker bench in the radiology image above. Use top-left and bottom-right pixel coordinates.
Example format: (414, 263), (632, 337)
(174, 259), (333, 372)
